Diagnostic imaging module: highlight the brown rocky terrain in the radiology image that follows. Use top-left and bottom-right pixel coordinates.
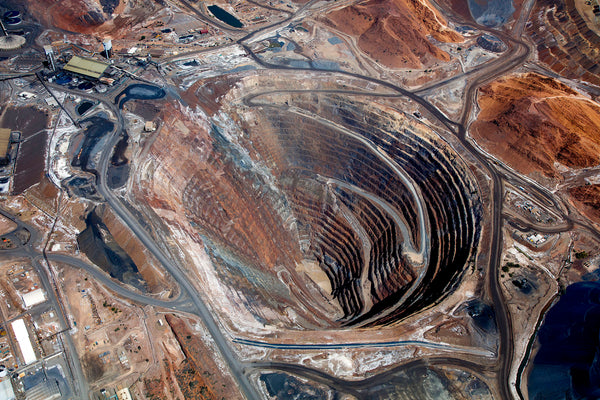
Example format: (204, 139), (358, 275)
(472, 73), (600, 177)
(164, 315), (241, 400)
(569, 184), (600, 221)
(23, 0), (160, 37)
(324, 0), (463, 68)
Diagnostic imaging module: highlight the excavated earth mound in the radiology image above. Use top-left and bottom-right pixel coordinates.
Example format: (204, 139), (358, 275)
(472, 73), (600, 177)
(137, 77), (481, 329)
(324, 0), (463, 69)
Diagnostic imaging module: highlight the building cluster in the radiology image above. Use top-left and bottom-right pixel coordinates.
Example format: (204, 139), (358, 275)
(100, 387), (133, 400)
(42, 43), (122, 94)
(526, 233), (548, 246)
(0, 263), (67, 400)
(40, 35), (166, 97)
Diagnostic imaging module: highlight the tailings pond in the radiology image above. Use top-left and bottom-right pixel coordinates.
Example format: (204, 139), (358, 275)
(107, 131), (130, 189)
(115, 84), (165, 109)
(78, 209), (146, 291)
(77, 101), (94, 116)
(528, 281), (600, 398)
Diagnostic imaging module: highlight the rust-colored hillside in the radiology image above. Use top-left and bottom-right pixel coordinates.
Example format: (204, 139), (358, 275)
(24, 0), (157, 36)
(472, 73), (600, 177)
(569, 185), (600, 221)
(325, 0), (462, 68)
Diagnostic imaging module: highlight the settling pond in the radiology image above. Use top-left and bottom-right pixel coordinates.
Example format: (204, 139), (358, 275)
(208, 5), (243, 28)
(115, 84), (166, 109)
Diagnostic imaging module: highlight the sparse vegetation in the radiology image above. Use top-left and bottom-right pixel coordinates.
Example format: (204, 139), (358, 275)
(575, 250), (589, 259)
(502, 262), (521, 273)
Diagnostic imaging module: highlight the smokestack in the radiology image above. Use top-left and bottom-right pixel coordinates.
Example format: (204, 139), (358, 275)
(44, 45), (56, 71)
(102, 39), (112, 59)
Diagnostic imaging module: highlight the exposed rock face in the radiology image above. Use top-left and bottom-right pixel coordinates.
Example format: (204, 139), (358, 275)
(472, 73), (600, 177)
(569, 185), (600, 221)
(324, 0), (463, 68)
(136, 75), (481, 329)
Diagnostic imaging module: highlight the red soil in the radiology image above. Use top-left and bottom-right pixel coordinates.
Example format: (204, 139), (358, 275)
(165, 314), (241, 400)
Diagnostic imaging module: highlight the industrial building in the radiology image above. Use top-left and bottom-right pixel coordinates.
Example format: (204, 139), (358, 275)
(44, 45), (56, 71)
(21, 288), (46, 309)
(63, 55), (109, 79)
(0, 128), (12, 165)
(144, 121), (156, 132)
(0, 379), (15, 400)
(102, 39), (112, 59)
(11, 319), (36, 365)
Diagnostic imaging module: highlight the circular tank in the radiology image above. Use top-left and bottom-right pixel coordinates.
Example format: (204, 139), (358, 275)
(0, 35), (26, 51)
(3, 11), (20, 18)
(4, 17), (22, 26)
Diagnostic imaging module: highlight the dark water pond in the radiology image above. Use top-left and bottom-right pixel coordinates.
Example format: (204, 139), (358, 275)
(115, 84), (166, 109)
(78, 209), (146, 291)
(208, 5), (243, 28)
(528, 281), (600, 399)
(77, 101), (93, 116)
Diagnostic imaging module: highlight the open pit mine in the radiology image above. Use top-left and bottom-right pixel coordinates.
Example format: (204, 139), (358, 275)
(135, 80), (482, 330)
(3, 0), (600, 397)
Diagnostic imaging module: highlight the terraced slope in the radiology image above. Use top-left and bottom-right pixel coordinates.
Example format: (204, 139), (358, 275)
(138, 83), (481, 329)
(528, 0), (600, 85)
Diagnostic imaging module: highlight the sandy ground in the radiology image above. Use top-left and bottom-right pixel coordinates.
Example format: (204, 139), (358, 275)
(0, 214), (17, 236)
